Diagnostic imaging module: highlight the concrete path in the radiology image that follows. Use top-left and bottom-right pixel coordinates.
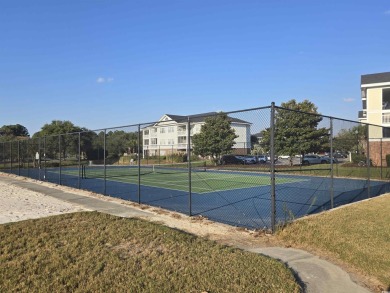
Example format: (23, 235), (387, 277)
(0, 175), (371, 293)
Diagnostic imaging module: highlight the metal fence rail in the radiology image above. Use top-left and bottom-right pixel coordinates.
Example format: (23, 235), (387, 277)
(1, 104), (390, 232)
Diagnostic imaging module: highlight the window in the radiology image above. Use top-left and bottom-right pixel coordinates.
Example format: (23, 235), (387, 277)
(151, 138), (157, 145)
(160, 128), (166, 134)
(178, 136), (187, 144)
(382, 88), (390, 110)
(362, 100), (366, 110)
(160, 139), (166, 145)
(152, 128), (157, 133)
(383, 127), (390, 138)
(144, 130), (149, 135)
(168, 139), (174, 145)
(144, 139), (149, 145)
(168, 126), (174, 133)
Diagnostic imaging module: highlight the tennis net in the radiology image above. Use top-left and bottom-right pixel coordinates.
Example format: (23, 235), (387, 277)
(83, 162), (206, 179)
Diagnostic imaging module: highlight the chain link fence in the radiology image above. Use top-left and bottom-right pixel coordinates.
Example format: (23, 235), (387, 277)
(1, 104), (390, 232)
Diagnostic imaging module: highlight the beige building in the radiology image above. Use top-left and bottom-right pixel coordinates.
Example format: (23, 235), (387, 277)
(359, 72), (390, 166)
(142, 113), (251, 157)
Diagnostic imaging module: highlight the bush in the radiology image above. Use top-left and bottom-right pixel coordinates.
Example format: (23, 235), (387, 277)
(386, 154), (390, 167)
(351, 153), (366, 164)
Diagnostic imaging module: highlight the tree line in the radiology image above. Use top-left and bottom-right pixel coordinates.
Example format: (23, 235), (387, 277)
(1, 100), (366, 163)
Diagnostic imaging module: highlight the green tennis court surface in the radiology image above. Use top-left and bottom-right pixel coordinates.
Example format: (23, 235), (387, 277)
(61, 165), (304, 194)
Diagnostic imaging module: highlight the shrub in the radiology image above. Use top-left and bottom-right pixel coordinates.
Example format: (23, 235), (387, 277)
(351, 153), (366, 164)
(386, 154), (390, 167)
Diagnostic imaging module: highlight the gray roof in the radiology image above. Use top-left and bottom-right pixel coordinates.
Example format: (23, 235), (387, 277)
(164, 112), (250, 124)
(361, 72), (390, 85)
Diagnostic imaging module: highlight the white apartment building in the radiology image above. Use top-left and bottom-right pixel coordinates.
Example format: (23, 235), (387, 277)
(359, 71), (390, 166)
(142, 112), (251, 157)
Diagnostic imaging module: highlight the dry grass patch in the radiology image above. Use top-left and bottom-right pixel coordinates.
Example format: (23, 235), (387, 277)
(0, 212), (300, 292)
(276, 194), (390, 291)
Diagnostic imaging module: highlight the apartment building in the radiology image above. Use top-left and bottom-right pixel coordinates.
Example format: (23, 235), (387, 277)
(142, 112), (251, 157)
(359, 71), (390, 166)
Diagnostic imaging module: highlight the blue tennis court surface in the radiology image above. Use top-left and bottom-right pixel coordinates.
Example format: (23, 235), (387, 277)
(15, 167), (390, 229)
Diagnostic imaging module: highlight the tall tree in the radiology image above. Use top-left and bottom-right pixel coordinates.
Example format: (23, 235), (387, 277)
(33, 120), (90, 158)
(333, 124), (367, 154)
(261, 100), (329, 165)
(192, 113), (238, 163)
(0, 124), (29, 142)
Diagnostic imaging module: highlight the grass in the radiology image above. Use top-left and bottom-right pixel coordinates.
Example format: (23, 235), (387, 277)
(0, 212), (300, 293)
(217, 162), (390, 180)
(276, 194), (390, 291)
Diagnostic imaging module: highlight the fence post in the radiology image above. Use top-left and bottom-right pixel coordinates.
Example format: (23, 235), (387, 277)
(366, 126), (371, 198)
(38, 138), (41, 180)
(2, 143), (5, 170)
(10, 142), (13, 173)
(187, 117), (192, 216)
(138, 124), (141, 204)
(17, 140), (20, 176)
(270, 102), (276, 233)
(380, 138), (383, 179)
(330, 118), (334, 209)
(59, 135), (62, 185)
(78, 133), (81, 189)
(104, 129), (107, 195)
(44, 136), (47, 180)
(27, 140), (30, 177)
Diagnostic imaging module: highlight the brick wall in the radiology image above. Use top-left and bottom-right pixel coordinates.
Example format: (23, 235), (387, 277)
(369, 140), (390, 167)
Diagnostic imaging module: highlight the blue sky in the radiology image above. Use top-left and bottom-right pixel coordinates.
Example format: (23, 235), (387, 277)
(1, 0), (390, 135)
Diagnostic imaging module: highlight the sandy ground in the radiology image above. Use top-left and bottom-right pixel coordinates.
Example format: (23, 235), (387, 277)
(0, 180), (88, 224)
(0, 174), (271, 248)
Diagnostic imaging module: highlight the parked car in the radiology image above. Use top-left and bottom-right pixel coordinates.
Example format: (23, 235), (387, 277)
(267, 155), (278, 162)
(219, 155), (244, 165)
(236, 156), (256, 164)
(320, 156), (338, 163)
(301, 155), (323, 165)
(333, 152), (348, 158)
(257, 155), (267, 163)
(278, 155), (290, 159)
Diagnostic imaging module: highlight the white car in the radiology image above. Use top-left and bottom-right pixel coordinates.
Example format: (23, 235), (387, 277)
(278, 155), (290, 159)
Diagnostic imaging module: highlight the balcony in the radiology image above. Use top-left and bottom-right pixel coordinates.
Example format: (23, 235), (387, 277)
(383, 113), (390, 124)
(358, 111), (366, 119)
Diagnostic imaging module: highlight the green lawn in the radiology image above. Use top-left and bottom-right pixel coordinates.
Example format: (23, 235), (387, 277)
(276, 193), (390, 291)
(60, 165), (303, 193)
(0, 212), (301, 292)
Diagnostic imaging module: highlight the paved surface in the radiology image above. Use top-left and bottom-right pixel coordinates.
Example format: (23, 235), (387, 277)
(0, 175), (371, 293)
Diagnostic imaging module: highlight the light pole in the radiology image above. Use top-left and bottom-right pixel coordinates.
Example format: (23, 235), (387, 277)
(355, 130), (359, 154)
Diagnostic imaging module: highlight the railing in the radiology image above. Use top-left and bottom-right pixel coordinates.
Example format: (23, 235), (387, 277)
(382, 112), (390, 124)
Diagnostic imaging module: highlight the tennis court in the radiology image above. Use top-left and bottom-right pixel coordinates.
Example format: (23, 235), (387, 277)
(46, 164), (390, 229)
(75, 164), (302, 193)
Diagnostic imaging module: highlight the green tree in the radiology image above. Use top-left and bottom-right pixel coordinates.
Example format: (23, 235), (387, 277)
(192, 113), (238, 164)
(0, 124), (29, 142)
(261, 100), (329, 165)
(333, 124), (367, 154)
(33, 120), (91, 158)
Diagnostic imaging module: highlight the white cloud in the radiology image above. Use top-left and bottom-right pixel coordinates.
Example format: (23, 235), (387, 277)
(343, 98), (355, 103)
(97, 77), (114, 83)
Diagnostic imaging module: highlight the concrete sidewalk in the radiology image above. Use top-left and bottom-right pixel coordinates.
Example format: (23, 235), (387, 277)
(0, 175), (371, 293)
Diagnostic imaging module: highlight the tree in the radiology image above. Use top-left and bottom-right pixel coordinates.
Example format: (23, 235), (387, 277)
(192, 113), (238, 163)
(0, 124), (29, 142)
(33, 120), (91, 158)
(333, 124), (368, 154)
(261, 100), (329, 165)
(106, 130), (137, 159)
